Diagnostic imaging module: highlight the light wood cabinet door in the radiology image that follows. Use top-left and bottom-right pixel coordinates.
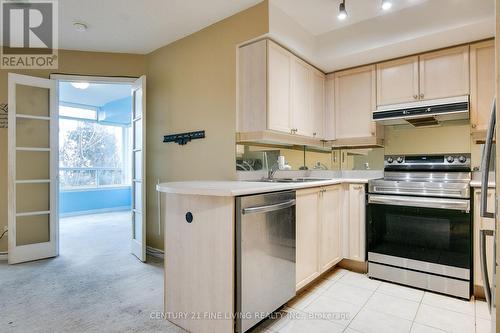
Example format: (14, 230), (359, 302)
(334, 65), (376, 140)
(237, 40), (267, 133)
(312, 69), (325, 139)
(296, 187), (320, 289)
(319, 185), (342, 272)
(267, 41), (292, 134)
(348, 184), (366, 262)
(473, 189), (495, 289)
(324, 74), (335, 140)
(376, 56), (419, 106)
(291, 57), (314, 137)
(419, 45), (470, 101)
(470, 40), (495, 132)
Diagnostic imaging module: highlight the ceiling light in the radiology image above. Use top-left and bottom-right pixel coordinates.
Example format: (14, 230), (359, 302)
(71, 82), (90, 90)
(381, 0), (392, 10)
(338, 0), (347, 20)
(73, 22), (87, 32)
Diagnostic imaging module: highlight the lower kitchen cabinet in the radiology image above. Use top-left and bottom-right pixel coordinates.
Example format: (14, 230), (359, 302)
(319, 185), (343, 271)
(345, 184), (366, 262)
(473, 188), (495, 292)
(296, 184), (345, 290)
(296, 187), (321, 290)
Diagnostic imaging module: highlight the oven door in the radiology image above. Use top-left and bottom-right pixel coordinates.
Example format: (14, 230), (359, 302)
(367, 194), (471, 275)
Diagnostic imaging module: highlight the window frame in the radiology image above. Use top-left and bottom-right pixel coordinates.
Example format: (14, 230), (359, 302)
(58, 104), (131, 191)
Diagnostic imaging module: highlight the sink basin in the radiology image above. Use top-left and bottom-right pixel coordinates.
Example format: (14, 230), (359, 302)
(253, 178), (331, 183)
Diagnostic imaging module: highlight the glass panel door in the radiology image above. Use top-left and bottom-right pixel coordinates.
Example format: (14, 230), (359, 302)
(130, 76), (146, 262)
(8, 73), (57, 264)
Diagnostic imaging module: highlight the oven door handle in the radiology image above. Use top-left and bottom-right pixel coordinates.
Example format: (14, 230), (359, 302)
(368, 194), (470, 211)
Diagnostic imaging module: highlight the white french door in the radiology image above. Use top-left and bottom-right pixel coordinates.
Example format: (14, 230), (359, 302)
(131, 76), (146, 262)
(8, 73), (58, 264)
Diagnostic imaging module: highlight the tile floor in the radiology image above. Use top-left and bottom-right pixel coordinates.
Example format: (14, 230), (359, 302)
(251, 268), (492, 333)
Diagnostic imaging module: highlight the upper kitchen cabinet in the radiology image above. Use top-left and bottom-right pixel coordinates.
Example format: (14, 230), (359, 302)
(311, 69), (326, 139)
(376, 56), (419, 106)
(470, 40), (495, 137)
(333, 65), (383, 146)
(376, 46), (470, 108)
(268, 41), (292, 133)
(418, 45), (470, 101)
(324, 75), (335, 140)
(237, 39), (326, 143)
(291, 57), (313, 137)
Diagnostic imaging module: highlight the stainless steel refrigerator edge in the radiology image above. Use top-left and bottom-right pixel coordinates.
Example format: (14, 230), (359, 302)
(235, 191), (296, 333)
(480, 99), (496, 333)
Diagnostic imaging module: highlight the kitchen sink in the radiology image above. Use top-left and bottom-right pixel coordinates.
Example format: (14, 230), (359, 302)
(253, 178), (331, 183)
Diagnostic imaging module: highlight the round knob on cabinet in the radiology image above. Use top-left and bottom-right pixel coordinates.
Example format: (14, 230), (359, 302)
(387, 157), (394, 164)
(446, 156), (455, 163)
(396, 156), (404, 163)
(458, 155), (467, 163)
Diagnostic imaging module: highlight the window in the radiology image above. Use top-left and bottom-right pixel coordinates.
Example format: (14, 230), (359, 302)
(59, 106), (130, 190)
(59, 104), (97, 120)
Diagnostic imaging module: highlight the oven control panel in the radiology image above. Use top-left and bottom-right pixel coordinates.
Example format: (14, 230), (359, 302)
(384, 154), (471, 170)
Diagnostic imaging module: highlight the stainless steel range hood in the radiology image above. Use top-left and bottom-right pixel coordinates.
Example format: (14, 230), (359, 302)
(372, 96), (469, 127)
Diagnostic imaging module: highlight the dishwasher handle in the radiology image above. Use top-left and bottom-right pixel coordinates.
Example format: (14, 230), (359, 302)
(242, 199), (296, 215)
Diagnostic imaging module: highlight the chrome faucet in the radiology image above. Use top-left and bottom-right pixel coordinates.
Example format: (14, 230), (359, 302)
(267, 162), (280, 180)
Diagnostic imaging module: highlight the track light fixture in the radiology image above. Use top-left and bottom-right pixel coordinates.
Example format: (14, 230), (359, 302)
(337, 0), (347, 20)
(381, 0), (392, 10)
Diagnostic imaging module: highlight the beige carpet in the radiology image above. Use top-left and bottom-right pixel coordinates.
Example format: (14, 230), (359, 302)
(0, 211), (184, 333)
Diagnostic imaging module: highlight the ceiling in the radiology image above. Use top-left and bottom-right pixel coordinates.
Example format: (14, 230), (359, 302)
(272, 0), (429, 36)
(59, 82), (131, 107)
(59, 0), (263, 54)
(270, 0), (495, 71)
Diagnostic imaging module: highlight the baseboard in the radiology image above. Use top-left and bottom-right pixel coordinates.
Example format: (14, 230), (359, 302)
(474, 285), (486, 300)
(338, 258), (368, 274)
(60, 206), (130, 217)
(146, 246), (164, 259)
(0, 252), (8, 261)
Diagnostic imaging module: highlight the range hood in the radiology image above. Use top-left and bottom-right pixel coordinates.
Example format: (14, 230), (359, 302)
(372, 96), (469, 127)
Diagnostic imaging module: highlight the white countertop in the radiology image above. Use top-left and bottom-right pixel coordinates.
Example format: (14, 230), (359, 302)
(156, 178), (373, 197)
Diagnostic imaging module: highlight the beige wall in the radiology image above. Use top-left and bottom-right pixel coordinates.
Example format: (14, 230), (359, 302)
(384, 121), (482, 169)
(145, 2), (269, 249)
(0, 51), (146, 252)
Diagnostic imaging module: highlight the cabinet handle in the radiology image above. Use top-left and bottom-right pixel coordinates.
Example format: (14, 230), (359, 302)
(413, 95), (418, 99)
(472, 123), (477, 129)
(419, 93), (424, 99)
(313, 132), (317, 137)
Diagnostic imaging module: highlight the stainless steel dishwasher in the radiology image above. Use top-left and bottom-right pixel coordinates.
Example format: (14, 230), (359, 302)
(236, 190), (296, 333)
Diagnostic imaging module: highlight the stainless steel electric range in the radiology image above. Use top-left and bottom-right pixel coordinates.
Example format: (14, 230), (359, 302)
(367, 153), (472, 299)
